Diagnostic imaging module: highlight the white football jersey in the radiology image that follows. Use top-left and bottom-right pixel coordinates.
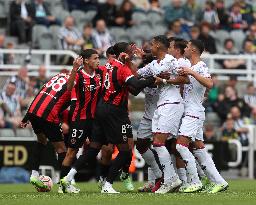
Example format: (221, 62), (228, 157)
(183, 61), (211, 117)
(178, 57), (191, 68)
(137, 54), (183, 106)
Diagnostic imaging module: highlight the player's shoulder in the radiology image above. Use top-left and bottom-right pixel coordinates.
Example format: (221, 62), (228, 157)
(178, 58), (191, 67)
(193, 61), (208, 71)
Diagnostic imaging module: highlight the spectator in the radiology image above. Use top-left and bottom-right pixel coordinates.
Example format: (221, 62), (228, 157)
(244, 82), (256, 109)
(130, 0), (150, 12)
(93, 19), (114, 56)
(222, 38), (246, 70)
(184, 0), (201, 23)
(149, 0), (164, 14)
(245, 23), (256, 48)
(32, 0), (60, 27)
(4, 42), (16, 65)
(198, 22), (217, 54)
(164, 0), (189, 25)
(20, 77), (37, 112)
(242, 39), (255, 54)
(58, 16), (83, 51)
(35, 65), (48, 90)
(115, 0), (135, 28)
(0, 82), (22, 130)
(215, 0), (229, 30)
(5, 66), (29, 99)
(166, 20), (189, 40)
(10, 0), (35, 43)
(214, 86), (251, 122)
(82, 23), (97, 50)
(221, 118), (239, 141)
(204, 123), (217, 143)
(237, 0), (254, 25)
(0, 34), (5, 64)
(198, 0), (219, 27)
(226, 75), (238, 89)
(229, 106), (249, 145)
(190, 25), (200, 40)
(94, 0), (118, 27)
(65, 0), (98, 12)
(229, 3), (248, 30)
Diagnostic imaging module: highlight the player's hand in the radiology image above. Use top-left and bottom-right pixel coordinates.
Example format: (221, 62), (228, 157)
(20, 121), (28, 128)
(72, 56), (83, 72)
(178, 67), (192, 76)
(133, 47), (145, 58)
(154, 76), (164, 85)
(158, 71), (170, 79)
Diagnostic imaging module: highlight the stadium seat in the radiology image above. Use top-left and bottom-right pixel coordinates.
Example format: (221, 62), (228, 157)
(54, 9), (70, 23)
(71, 10), (86, 26)
(214, 30), (230, 49)
(109, 27), (127, 41)
(230, 30), (246, 51)
(49, 25), (61, 49)
(0, 1), (6, 18)
(147, 11), (164, 26)
(39, 32), (54, 50)
(5, 36), (18, 45)
(30, 55), (44, 65)
(32, 25), (48, 48)
(16, 129), (33, 138)
(159, 0), (171, 7)
(83, 10), (97, 22)
(150, 25), (167, 37)
(132, 12), (149, 25)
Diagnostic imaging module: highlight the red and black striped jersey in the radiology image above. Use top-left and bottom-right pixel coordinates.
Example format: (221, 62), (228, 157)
(71, 68), (103, 121)
(101, 59), (134, 111)
(28, 73), (71, 124)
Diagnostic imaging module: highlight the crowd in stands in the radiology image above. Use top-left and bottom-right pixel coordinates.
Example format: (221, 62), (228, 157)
(0, 1), (256, 170)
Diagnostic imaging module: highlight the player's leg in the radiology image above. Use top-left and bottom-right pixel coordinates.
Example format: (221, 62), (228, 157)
(120, 138), (134, 192)
(152, 105), (182, 194)
(192, 139), (228, 193)
(136, 117), (163, 192)
(98, 144), (113, 189)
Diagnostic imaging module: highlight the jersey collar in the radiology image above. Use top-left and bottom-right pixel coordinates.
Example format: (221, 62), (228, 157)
(81, 69), (95, 78)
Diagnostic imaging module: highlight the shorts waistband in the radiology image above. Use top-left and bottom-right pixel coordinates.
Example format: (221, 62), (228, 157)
(157, 102), (180, 108)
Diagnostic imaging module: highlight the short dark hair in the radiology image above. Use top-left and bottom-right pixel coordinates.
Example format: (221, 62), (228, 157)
(80, 49), (98, 59)
(224, 38), (234, 46)
(168, 37), (177, 43)
(113, 42), (129, 57)
(190, 39), (205, 54)
(174, 38), (188, 55)
(153, 35), (169, 49)
(106, 46), (115, 56)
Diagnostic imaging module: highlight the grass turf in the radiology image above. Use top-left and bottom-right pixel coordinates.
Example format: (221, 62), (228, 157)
(0, 180), (256, 205)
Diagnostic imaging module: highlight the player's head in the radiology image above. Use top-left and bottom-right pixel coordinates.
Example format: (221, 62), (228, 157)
(81, 49), (99, 70)
(151, 35), (169, 56)
(113, 42), (132, 59)
(168, 38), (187, 57)
(6, 81), (16, 96)
(184, 39), (205, 58)
(106, 46), (116, 60)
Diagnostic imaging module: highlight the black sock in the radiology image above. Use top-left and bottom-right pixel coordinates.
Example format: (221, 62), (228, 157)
(73, 147), (100, 171)
(98, 163), (110, 179)
(60, 165), (71, 179)
(31, 142), (45, 171)
(106, 151), (132, 184)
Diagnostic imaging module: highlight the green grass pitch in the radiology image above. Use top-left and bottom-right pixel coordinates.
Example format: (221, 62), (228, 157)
(0, 180), (256, 205)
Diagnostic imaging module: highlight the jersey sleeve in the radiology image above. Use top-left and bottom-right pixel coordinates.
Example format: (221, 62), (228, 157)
(197, 63), (211, 78)
(154, 57), (180, 76)
(137, 63), (154, 78)
(120, 65), (134, 83)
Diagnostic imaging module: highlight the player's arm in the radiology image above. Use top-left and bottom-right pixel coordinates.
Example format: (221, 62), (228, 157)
(126, 76), (155, 91)
(179, 67), (213, 89)
(155, 75), (189, 85)
(67, 56), (83, 91)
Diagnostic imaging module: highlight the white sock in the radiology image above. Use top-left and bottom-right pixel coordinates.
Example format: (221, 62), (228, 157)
(66, 168), (77, 182)
(177, 168), (187, 185)
(196, 160), (206, 178)
(148, 167), (156, 184)
(193, 148), (227, 185)
(31, 170), (39, 178)
(142, 148), (162, 179)
(176, 144), (201, 184)
(154, 145), (178, 184)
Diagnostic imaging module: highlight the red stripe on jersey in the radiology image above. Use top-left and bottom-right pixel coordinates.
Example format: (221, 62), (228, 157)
(28, 73), (71, 123)
(101, 59), (133, 111)
(71, 69), (102, 121)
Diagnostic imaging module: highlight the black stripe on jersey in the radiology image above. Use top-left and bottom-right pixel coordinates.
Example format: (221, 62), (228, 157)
(31, 86), (53, 115)
(69, 100), (76, 122)
(86, 77), (96, 119)
(108, 67), (122, 104)
(26, 85), (46, 114)
(96, 69), (103, 105)
(75, 72), (85, 121)
(41, 84), (68, 119)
